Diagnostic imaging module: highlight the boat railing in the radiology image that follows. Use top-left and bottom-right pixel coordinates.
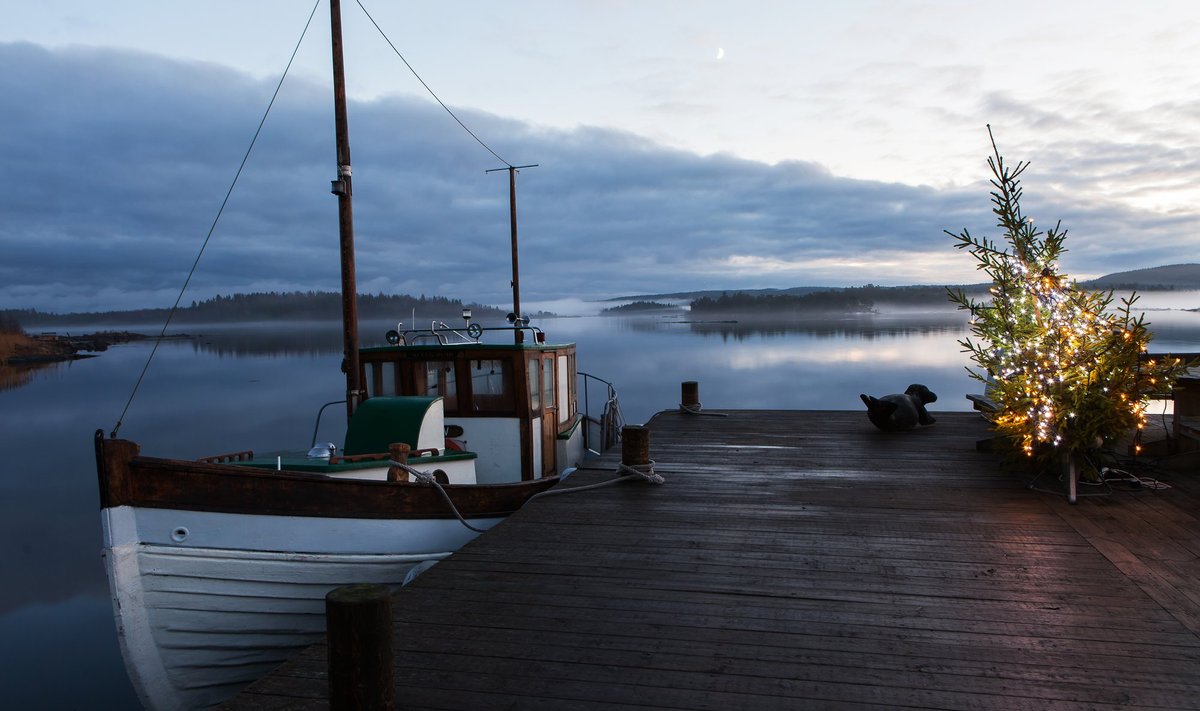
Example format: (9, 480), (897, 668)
(310, 400), (348, 449)
(385, 322), (546, 346)
(579, 371), (623, 455)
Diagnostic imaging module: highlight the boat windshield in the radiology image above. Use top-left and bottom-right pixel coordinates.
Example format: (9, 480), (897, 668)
(471, 358), (514, 412)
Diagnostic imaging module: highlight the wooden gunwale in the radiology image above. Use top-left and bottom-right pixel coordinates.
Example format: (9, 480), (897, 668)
(95, 432), (558, 519)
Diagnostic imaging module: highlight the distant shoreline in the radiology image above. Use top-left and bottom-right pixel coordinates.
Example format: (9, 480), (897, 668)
(0, 331), (151, 366)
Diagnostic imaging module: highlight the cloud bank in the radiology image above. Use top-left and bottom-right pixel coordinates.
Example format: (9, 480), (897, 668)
(1, 42), (1195, 314)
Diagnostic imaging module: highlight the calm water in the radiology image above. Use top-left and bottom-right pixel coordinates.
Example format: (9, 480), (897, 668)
(2, 302), (1198, 708)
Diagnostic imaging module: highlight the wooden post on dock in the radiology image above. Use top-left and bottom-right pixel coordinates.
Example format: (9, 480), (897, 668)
(326, 583), (394, 710)
(622, 424), (650, 467)
(681, 381), (699, 411)
(387, 443), (410, 482)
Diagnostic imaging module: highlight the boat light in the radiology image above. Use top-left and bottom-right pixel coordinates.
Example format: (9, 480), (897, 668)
(307, 442), (338, 459)
(385, 329), (401, 345)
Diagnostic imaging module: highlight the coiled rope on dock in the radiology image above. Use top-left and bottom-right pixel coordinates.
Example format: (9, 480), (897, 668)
(679, 401), (729, 417)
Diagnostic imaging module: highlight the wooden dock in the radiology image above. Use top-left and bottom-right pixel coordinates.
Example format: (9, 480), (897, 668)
(224, 410), (1200, 710)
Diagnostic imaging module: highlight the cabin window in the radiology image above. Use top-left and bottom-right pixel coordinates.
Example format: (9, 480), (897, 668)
(381, 361), (397, 395)
(366, 361), (397, 397)
(423, 361), (456, 409)
(543, 356), (556, 412)
(557, 354), (570, 422)
(470, 359), (513, 411)
(528, 359), (541, 412)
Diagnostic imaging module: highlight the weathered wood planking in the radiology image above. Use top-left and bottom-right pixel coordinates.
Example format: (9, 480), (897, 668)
(224, 410), (1200, 710)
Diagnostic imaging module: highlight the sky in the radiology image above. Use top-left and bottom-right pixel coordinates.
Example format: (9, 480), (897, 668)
(3, 0), (1200, 314)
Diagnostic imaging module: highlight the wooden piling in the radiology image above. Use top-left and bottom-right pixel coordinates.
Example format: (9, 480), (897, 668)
(326, 583), (394, 711)
(387, 443), (410, 482)
(681, 381), (699, 409)
(621, 424), (650, 467)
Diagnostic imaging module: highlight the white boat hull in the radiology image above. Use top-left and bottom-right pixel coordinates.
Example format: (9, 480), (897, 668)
(101, 506), (501, 710)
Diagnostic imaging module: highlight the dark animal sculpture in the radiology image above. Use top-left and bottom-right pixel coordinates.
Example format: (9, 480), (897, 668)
(860, 384), (937, 432)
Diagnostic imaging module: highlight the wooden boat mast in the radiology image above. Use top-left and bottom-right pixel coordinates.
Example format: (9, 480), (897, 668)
(487, 163), (537, 344)
(329, 0), (361, 419)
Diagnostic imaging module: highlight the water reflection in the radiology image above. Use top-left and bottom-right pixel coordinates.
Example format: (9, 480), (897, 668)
(613, 309), (970, 341)
(683, 312), (969, 341)
(0, 362), (57, 391)
(182, 321), (377, 358)
(544, 314), (979, 421)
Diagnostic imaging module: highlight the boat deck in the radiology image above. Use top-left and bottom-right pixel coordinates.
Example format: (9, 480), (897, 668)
(223, 410), (1200, 710)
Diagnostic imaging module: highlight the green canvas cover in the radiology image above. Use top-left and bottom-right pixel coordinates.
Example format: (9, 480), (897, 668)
(343, 396), (440, 456)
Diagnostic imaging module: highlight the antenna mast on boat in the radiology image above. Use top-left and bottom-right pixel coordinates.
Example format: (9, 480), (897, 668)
(487, 164), (537, 344)
(328, 0), (362, 418)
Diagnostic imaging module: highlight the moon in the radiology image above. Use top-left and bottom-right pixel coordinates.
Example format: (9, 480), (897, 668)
(716, 47), (725, 60)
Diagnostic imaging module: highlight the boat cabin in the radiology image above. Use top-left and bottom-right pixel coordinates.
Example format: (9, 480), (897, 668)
(358, 324), (584, 483)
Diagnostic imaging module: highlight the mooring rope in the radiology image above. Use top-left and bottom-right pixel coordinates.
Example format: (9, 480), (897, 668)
(392, 458), (664, 532)
(390, 460), (490, 533)
(526, 460), (664, 504)
(679, 402), (729, 417)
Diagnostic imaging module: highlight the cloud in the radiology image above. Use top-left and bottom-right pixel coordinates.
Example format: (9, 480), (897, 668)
(1, 42), (1197, 314)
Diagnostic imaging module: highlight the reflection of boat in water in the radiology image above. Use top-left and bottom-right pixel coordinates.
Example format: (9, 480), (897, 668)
(94, 3), (621, 708)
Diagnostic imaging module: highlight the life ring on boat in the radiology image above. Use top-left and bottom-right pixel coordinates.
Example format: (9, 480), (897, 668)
(444, 423), (465, 451)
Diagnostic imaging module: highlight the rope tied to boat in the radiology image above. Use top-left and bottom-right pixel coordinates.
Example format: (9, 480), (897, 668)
(679, 401), (729, 417)
(526, 460), (663, 504)
(389, 460), (489, 533)
(390, 458), (664, 531)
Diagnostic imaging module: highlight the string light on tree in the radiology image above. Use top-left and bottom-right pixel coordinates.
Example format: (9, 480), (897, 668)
(947, 127), (1189, 468)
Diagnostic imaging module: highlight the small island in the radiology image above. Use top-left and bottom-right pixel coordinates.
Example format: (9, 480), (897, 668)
(600, 300), (685, 315)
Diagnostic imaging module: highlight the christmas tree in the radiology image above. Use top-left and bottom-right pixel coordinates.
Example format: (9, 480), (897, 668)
(947, 128), (1190, 467)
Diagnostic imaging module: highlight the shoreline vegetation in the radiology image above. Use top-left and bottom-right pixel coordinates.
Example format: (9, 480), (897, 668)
(6, 262), (1197, 331)
(1, 291), (510, 329)
(689, 284), (948, 315)
(3, 264), (1197, 366)
(0, 322), (149, 367)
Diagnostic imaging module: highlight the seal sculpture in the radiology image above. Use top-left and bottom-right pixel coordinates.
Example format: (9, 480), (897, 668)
(860, 384), (937, 432)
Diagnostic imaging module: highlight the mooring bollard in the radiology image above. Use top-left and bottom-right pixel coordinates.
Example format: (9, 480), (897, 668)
(387, 442), (410, 482)
(327, 583), (394, 711)
(622, 424), (651, 467)
(681, 381), (700, 411)
(679, 380), (727, 417)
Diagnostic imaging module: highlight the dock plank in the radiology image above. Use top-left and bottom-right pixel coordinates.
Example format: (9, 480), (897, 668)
(223, 410), (1200, 710)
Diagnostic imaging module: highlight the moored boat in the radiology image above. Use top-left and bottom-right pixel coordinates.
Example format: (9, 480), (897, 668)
(95, 2), (621, 707)
(97, 321), (618, 709)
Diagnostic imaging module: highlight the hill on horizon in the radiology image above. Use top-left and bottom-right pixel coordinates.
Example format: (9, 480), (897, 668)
(1082, 263), (1200, 290)
(614, 263), (1200, 303)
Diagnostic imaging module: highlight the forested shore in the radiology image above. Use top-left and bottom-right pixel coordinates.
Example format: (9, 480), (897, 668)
(1, 291), (508, 328)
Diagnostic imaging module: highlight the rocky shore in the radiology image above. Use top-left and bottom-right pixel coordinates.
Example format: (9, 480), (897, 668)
(0, 331), (147, 365)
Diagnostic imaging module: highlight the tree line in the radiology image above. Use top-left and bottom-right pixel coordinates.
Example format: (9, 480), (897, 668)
(689, 284), (968, 314)
(2, 291), (507, 327)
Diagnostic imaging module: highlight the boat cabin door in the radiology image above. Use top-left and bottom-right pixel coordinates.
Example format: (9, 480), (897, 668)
(529, 354), (557, 477)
